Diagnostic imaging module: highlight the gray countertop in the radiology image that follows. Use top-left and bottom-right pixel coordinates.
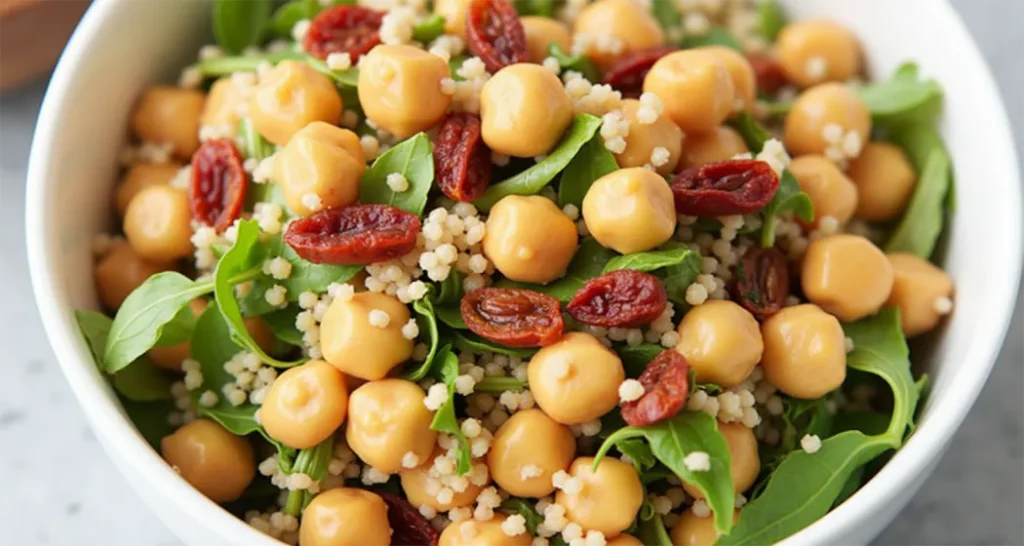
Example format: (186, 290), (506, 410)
(1, 2), (1020, 544)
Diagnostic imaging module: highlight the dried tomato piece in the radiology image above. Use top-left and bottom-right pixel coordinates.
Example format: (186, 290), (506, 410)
(670, 159), (780, 216)
(621, 349), (690, 427)
(747, 53), (787, 95)
(189, 138), (248, 232)
(567, 270), (668, 328)
(461, 288), (564, 347)
(378, 492), (440, 546)
(434, 114), (492, 202)
(731, 247), (789, 320)
(466, 0), (528, 73)
(303, 5), (384, 61)
(283, 204), (421, 265)
(602, 46), (679, 98)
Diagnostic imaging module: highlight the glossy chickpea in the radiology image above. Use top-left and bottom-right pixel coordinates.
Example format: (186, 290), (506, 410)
(480, 63), (573, 158)
(848, 142), (917, 222)
(784, 83), (870, 157)
(557, 456), (644, 537)
(160, 419), (254, 502)
(439, 515), (533, 546)
(573, 0), (664, 68)
(148, 299), (207, 372)
(346, 379), (437, 474)
(683, 422), (759, 497)
(527, 333), (625, 425)
(644, 50), (735, 135)
(358, 45), (452, 138)
(401, 450), (486, 511)
(201, 77), (249, 134)
(669, 507), (740, 546)
(760, 304), (846, 399)
(320, 292), (414, 380)
(483, 195), (577, 284)
(582, 167), (676, 254)
(115, 163), (181, 217)
(680, 126), (750, 169)
(802, 234), (894, 322)
(260, 360), (348, 449)
(788, 155), (858, 228)
(521, 17), (572, 63)
(94, 243), (171, 310)
(299, 488), (391, 546)
(616, 99), (684, 175)
(249, 60), (342, 146)
(123, 185), (193, 263)
(606, 536), (644, 546)
(674, 300), (762, 388)
(488, 409), (575, 497)
(777, 19), (862, 88)
(698, 46), (756, 113)
(274, 121), (365, 216)
(131, 86), (205, 159)
(434, 0), (472, 37)
(886, 253), (955, 337)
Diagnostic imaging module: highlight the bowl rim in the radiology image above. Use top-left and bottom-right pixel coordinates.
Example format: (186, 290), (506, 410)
(25, 0), (1022, 544)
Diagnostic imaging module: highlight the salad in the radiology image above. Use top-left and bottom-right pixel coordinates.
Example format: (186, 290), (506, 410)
(75, 0), (956, 544)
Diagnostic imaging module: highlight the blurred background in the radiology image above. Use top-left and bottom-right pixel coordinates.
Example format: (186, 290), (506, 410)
(0, 0), (1021, 544)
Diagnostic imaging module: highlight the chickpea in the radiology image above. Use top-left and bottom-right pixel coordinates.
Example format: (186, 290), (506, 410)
(606, 536), (644, 546)
(439, 515), (533, 546)
(886, 253), (955, 337)
(274, 121), (365, 216)
(346, 379), (437, 474)
(123, 185), (193, 263)
(483, 195), (577, 284)
(681, 422), (759, 499)
(788, 155), (858, 228)
(94, 243), (171, 310)
(761, 307), (846, 399)
(202, 77), (249, 134)
(521, 17), (572, 63)
(848, 142), (917, 222)
(802, 234), (894, 322)
(698, 46), (756, 112)
(615, 99), (684, 175)
(573, 0), (664, 68)
(643, 50), (735, 135)
(674, 301), (762, 388)
(401, 450), (486, 511)
(115, 163), (181, 217)
(148, 299), (207, 372)
(557, 457), (644, 537)
(777, 19), (862, 88)
(784, 83), (871, 157)
(260, 360), (348, 449)
(434, 0), (472, 37)
(582, 167), (676, 254)
(160, 419), (254, 502)
(527, 333), (625, 425)
(480, 63), (573, 158)
(680, 126), (749, 169)
(488, 409), (575, 497)
(299, 488), (391, 546)
(320, 292), (414, 380)
(358, 45), (453, 138)
(669, 507), (740, 546)
(249, 60), (342, 146)
(131, 86), (205, 159)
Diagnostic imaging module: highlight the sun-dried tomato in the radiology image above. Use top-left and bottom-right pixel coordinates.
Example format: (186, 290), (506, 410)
(434, 114), (492, 202)
(189, 138), (248, 232)
(303, 5), (384, 61)
(670, 159), (779, 216)
(461, 288), (564, 347)
(621, 349), (690, 427)
(566, 270), (668, 328)
(378, 492), (440, 546)
(731, 247), (789, 320)
(602, 46), (679, 98)
(747, 53), (787, 95)
(466, 0), (528, 73)
(283, 204), (421, 265)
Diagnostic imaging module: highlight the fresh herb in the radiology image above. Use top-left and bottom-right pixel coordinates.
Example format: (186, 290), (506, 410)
(756, 0), (786, 41)
(557, 134), (619, 209)
(474, 377), (527, 393)
(603, 244), (700, 274)
(547, 43), (600, 83)
(682, 28), (743, 52)
(658, 243), (704, 306)
(212, 0), (272, 54)
(760, 169), (814, 247)
(412, 13), (446, 43)
(76, 310), (113, 363)
(832, 466), (865, 507)
(496, 238), (616, 302)
(238, 117), (274, 160)
(262, 306), (304, 346)
(616, 437), (657, 471)
(437, 271), (463, 306)
(854, 63), (943, 125)
(883, 123), (953, 259)
(283, 436), (335, 516)
(120, 398), (177, 450)
(454, 331), (537, 358)
(434, 305), (467, 329)
(615, 343), (662, 377)
(636, 512), (673, 546)
(728, 111), (771, 152)
(195, 50), (306, 78)
(359, 132), (434, 216)
(113, 360), (175, 402)
(428, 346), (473, 475)
(268, 1), (311, 38)
(402, 296), (441, 381)
(499, 498), (545, 534)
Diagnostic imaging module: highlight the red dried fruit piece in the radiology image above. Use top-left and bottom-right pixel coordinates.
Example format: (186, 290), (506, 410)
(621, 349), (690, 427)
(747, 53), (787, 95)
(189, 138), (248, 232)
(732, 247), (790, 320)
(567, 270), (668, 328)
(303, 5), (384, 61)
(378, 492), (440, 546)
(602, 46), (679, 98)
(434, 113), (492, 202)
(283, 204), (421, 265)
(670, 159), (780, 216)
(466, 0), (528, 73)
(461, 288), (564, 347)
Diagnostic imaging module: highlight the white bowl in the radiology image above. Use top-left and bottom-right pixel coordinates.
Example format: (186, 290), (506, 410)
(26, 0), (1022, 544)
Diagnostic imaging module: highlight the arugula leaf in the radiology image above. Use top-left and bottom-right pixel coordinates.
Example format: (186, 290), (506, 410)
(284, 436), (335, 515)
(557, 133), (618, 208)
(496, 238), (616, 302)
(262, 306), (304, 346)
(832, 466), (865, 508)
(548, 43), (600, 82)
(359, 133), (434, 216)
(412, 13), (446, 43)
(682, 28), (743, 52)
(636, 512), (673, 546)
(113, 361), (175, 402)
(274, 236), (362, 296)
(454, 331), (537, 358)
(428, 347), (473, 475)
(120, 398), (176, 450)
(760, 169), (814, 247)
(756, 0), (786, 40)
(402, 296), (441, 381)
(883, 123), (952, 259)
(728, 112), (771, 152)
(603, 244), (700, 274)
(212, 0), (272, 54)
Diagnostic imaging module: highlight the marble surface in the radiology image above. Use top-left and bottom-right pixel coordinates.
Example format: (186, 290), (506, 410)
(1, 2), (1021, 544)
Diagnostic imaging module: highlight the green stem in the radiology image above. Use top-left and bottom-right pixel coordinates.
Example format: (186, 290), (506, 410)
(593, 427), (646, 470)
(195, 50), (306, 77)
(474, 377), (527, 393)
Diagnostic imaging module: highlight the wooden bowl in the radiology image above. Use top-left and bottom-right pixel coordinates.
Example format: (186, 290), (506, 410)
(0, 0), (91, 91)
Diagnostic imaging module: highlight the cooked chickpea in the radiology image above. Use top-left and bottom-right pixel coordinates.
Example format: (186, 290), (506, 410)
(848, 142), (917, 222)
(131, 86), (205, 159)
(669, 507), (740, 546)
(148, 299), (207, 372)
(521, 16), (572, 63)
(886, 253), (955, 337)
(201, 76), (249, 134)
(274, 121), (365, 216)
(680, 126), (749, 169)
(527, 333), (625, 425)
(299, 488), (391, 546)
(249, 60), (342, 146)
(260, 360), (348, 449)
(615, 99), (684, 175)
(682, 423), (759, 498)
(358, 45), (453, 138)
(675, 301), (762, 388)
(483, 195), (577, 284)
(115, 163), (181, 217)
(801, 234), (894, 322)
(434, 0), (472, 37)
(480, 63), (573, 157)
(160, 419), (254, 502)
(573, 0), (664, 68)
(487, 409), (575, 497)
(777, 19), (862, 88)
(123, 185), (193, 263)
(784, 83), (871, 157)
(582, 167), (676, 254)
(788, 155), (858, 228)
(346, 379), (437, 474)
(698, 46), (756, 112)
(401, 450), (486, 511)
(557, 457), (644, 537)
(439, 515), (533, 546)
(761, 304), (846, 399)
(643, 50), (736, 135)
(94, 243), (171, 310)
(606, 535), (644, 546)
(320, 292), (414, 380)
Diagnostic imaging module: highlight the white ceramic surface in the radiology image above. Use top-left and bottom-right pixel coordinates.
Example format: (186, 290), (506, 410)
(25, 0), (1021, 545)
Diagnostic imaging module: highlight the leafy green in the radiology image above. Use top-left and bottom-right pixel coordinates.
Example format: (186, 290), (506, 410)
(617, 438), (657, 471)
(682, 28), (743, 52)
(557, 134), (619, 208)
(274, 237), (362, 298)
(435, 305), (467, 329)
(284, 436), (335, 516)
(120, 398), (176, 450)
(760, 169), (814, 247)
(832, 466), (865, 507)
(428, 347), (472, 475)
(854, 63), (943, 125)
(615, 343), (662, 377)
(756, 0), (786, 41)
(454, 331), (537, 358)
(650, 1), (681, 32)
(76, 310), (113, 363)
(636, 513), (673, 546)
(212, 0), (272, 54)
(238, 117), (274, 160)
(262, 306), (304, 346)
(659, 243), (704, 306)
(156, 304), (199, 347)
(513, 0), (556, 17)
(548, 43), (599, 82)
(195, 50), (307, 78)
(883, 123), (953, 259)
(412, 13), (446, 43)
(474, 377), (527, 393)
(728, 112), (771, 152)
(496, 238), (616, 302)
(268, 1), (310, 38)
(403, 296), (441, 381)
(113, 361), (175, 402)
(359, 132), (434, 216)
(603, 244), (700, 274)
(437, 271), (463, 306)
(499, 498), (545, 534)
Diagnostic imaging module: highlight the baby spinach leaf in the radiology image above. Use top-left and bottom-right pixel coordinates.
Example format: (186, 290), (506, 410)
(616, 343), (662, 377)
(832, 466), (865, 507)
(273, 236), (362, 296)
(475, 114), (604, 210)
(728, 112), (770, 152)
(76, 310), (112, 364)
(284, 436), (335, 516)
(412, 13), (446, 43)
(548, 44), (600, 82)
(650, 1), (681, 32)
(757, 0), (786, 41)
(429, 347), (473, 475)
(658, 242), (703, 306)
(113, 361), (175, 402)
(454, 331), (537, 358)
(437, 271), (464, 306)
(557, 133), (618, 208)
(636, 512), (673, 546)
(883, 124), (952, 259)
(262, 306), (304, 346)
(496, 238), (616, 302)
(238, 117), (275, 160)
(212, 0), (272, 54)
(474, 377), (527, 393)
(513, 0), (555, 17)
(359, 132), (434, 216)
(435, 305), (468, 329)
(854, 63), (943, 125)
(682, 28), (743, 52)
(617, 437), (657, 471)
(120, 398), (176, 450)
(603, 244), (700, 274)
(760, 169), (814, 247)
(831, 410), (890, 437)
(403, 296), (441, 381)
(269, 1), (310, 38)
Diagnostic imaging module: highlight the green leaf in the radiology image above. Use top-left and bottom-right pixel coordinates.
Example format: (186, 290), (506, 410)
(475, 114), (604, 210)
(682, 28), (743, 52)
(284, 436), (335, 515)
(615, 343), (663, 378)
(513, 0), (555, 17)
(854, 63), (943, 125)
(832, 466), (865, 507)
(636, 513), (673, 546)
(274, 236), (362, 297)
(658, 242), (703, 306)
(412, 13), (446, 43)
(429, 347), (473, 475)
(760, 169), (814, 247)
(728, 112), (770, 152)
(120, 398), (176, 450)
(195, 50), (307, 78)
(212, 0), (272, 54)
(113, 361), (175, 402)
(437, 271), (464, 306)
(650, 1), (681, 32)
(883, 124), (952, 259)
(499, 498), (545, 534)
(832, 410), (890, 436)
(548, 43), (600, 82)
(238, 117), (275, 160)
(617, 438), (657, 471)
(557, 134), (618, 208)
(76, 310), (113, 364)
(756, 0), (786, 40)
(474, 377), (527, 393)
(402, 296), (440, 381)
(435, 305), (467, 329)
(269, 1), (311, 39)
(496, 238), (616, 302)
(155, 304), (199, 347)
(603, 244), (700, 274)
(263, 306), (304, 346)
(359, 133), (434, 216)
(453, 331), (537, 358)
